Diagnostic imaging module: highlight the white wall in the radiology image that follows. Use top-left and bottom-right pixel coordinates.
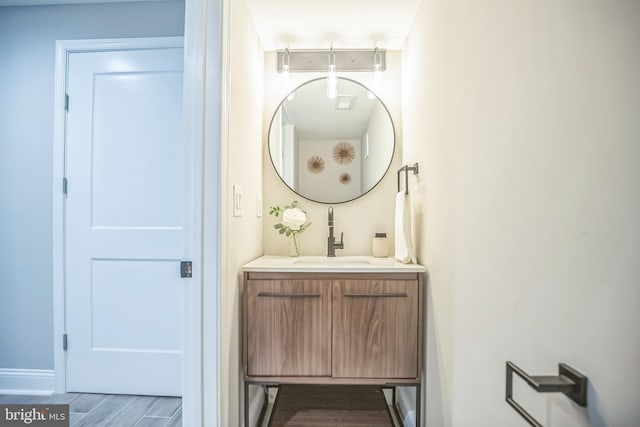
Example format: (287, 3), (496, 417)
(221, 0), (264, 425)
(263, 51), (402, 256)
(0, 1), (184, 371)
(402, 0), (640, 425)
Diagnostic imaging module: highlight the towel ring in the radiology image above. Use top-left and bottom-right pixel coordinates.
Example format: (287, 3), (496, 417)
(397, 163), (419, 194)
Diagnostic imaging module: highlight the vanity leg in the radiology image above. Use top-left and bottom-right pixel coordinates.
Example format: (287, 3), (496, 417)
(415, 383), (421, 427)
(244, 381), (250, 427)
(385, 386), (403, 427)
(256, 385), (271, 426)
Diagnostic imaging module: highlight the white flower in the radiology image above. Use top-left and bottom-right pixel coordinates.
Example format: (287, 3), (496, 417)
(282, 207), (307, 231)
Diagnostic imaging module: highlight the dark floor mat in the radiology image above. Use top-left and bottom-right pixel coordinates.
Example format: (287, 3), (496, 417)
(268, 384), (394, 427)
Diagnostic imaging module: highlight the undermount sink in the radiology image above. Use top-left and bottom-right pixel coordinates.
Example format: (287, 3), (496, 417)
(293, 258), (371, 265)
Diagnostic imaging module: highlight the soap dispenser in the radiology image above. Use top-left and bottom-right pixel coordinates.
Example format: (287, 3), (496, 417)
(372, 232), (389, 258)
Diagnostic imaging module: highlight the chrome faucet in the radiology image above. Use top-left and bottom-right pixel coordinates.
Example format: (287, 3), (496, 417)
(327, 207), (344, 257)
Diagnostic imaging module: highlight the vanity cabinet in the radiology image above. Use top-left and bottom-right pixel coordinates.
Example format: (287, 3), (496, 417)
(246, 278), (331, 377)
(332, 279), (419, 379)
(243, 272), (423, 382)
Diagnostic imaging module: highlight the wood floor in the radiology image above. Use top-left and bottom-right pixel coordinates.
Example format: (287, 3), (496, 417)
(0, 393), (181, 427)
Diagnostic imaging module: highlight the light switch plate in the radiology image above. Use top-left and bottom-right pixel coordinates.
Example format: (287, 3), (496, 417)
(233, 185), (244, 217)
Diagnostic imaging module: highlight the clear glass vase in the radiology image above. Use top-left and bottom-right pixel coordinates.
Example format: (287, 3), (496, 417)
(288, 234), (301, 257)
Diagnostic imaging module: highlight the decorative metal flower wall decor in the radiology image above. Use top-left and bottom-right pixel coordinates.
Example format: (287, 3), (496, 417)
(332, 142), (356, 165)
(307, 156), (325, 173)
(339, 173), (351, 184)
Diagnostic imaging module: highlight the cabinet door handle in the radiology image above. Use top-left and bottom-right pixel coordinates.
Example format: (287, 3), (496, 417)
(343, 293), (408, 298)
(257, 292), (321, 298)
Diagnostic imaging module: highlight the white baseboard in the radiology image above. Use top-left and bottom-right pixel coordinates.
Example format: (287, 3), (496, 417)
(0, 369), (55, 395)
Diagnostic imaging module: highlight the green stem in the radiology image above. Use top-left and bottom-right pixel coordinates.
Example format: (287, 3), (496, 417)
(292, 233), (299, 256)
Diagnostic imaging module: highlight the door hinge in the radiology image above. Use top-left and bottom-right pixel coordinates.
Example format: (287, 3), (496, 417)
(63, 177), (68, 197)
(180, 261), (192, 278)
(63, 334), (68, 351)
(65, 93), (69, 111)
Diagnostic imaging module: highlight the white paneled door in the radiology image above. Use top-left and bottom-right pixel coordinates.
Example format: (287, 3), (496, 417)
(64, 46), (186, 396)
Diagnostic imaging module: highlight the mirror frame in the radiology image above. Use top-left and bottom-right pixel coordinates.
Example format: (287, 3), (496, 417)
(267, 77), (396, 204)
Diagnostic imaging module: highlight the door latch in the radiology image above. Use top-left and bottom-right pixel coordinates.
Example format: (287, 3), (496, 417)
(180, 261), (192, 278)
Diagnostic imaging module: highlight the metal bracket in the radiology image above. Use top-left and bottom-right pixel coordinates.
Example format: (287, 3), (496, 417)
(397, 163), (419, 194)
(506, 361), (588, 427)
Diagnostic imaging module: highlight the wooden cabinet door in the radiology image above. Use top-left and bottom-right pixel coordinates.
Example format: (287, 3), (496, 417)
(332, 279), (419, 378)
(246, 279), (331, 377)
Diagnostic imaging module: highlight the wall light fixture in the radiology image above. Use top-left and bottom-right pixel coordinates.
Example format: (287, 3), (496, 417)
(276, 48), (387, 73)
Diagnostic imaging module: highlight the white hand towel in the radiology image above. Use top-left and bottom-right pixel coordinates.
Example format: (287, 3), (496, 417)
(394, 191), (416, 264)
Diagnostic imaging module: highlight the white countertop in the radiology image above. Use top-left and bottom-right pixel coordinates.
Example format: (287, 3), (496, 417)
(242, 255), (427, 273)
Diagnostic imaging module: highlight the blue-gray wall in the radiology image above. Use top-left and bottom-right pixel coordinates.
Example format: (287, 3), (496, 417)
(0, 1), (184, 370)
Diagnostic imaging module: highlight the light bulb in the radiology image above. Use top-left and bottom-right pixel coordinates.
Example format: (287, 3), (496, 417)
(328, 63), (337, 85)
(327, 47), (337, 99)
(373, 47), (382, 84)
(327, 83), (337, 99)
(373, 65), (382, 84)
(327, 66), (337, 99)
(281, 49), (291, 84)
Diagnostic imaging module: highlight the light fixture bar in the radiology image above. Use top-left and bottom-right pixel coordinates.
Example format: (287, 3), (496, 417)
(276, 49), (387, 73)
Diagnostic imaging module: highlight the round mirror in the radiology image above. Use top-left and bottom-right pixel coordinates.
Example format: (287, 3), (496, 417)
(268, 77), (395, 204)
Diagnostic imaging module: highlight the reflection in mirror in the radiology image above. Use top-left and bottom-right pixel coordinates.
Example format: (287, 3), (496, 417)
(268, 77), (395, 204)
